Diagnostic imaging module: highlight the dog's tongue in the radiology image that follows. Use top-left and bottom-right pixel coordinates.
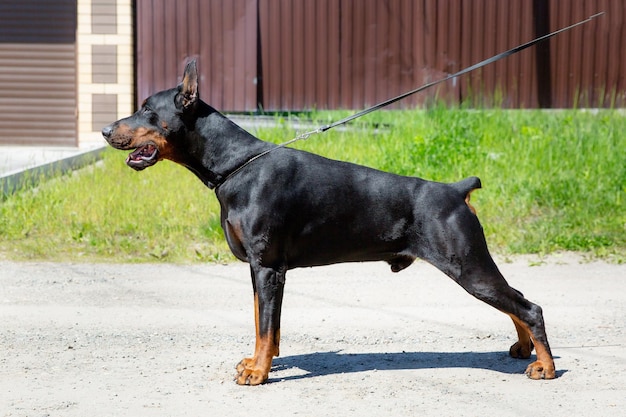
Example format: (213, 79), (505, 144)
(128, 144), (156, 162)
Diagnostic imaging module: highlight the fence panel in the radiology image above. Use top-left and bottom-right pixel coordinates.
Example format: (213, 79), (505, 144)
(136, 0), (625, 110)
(136, 0), (258, 111)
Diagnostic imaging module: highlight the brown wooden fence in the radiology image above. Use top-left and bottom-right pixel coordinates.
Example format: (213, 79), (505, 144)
(136, 0), (626, 111)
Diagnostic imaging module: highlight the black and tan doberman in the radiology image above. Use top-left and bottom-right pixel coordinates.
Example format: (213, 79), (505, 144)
(102, 61), (555, 385)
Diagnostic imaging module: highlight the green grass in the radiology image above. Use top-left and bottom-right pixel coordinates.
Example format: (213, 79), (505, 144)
(1, 107), (624, 263)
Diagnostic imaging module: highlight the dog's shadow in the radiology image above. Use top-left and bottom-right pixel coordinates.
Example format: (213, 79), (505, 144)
(270, 351), (565, 382)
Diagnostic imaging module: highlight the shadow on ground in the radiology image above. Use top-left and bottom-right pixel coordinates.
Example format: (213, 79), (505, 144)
(271, 351), (565, 382)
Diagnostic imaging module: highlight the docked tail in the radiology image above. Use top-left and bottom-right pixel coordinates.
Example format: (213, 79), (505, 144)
(452, 176), (482, 215)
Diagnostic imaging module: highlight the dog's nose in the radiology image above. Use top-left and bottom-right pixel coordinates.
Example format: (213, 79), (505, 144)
(101, 125), (113, 139)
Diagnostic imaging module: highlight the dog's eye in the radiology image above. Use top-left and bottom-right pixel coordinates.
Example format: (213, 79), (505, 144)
(141, 107), (160, 125)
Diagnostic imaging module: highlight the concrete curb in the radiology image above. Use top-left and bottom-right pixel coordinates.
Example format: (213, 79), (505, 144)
(0, 146), (107, 197)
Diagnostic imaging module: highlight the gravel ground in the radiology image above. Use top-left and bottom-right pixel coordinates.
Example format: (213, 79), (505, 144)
(1, 254), (625, 416)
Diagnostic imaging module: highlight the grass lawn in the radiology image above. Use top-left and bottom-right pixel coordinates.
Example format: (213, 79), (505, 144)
(1, 107), (624, 263)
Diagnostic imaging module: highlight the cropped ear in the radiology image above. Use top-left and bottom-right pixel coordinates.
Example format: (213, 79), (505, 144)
(178, 60), (199, 110)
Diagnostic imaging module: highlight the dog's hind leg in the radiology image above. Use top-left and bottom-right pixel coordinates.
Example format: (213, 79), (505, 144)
(454, 259), (556, 379)
(419, 208), (555, 379)
(507, 289), (534, 360)
(235, 264), (285, 385)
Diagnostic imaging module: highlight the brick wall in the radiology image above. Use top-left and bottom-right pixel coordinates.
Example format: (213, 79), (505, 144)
(77, 0), (134, 148)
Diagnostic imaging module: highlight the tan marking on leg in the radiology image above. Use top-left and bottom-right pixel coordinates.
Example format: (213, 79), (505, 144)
(508, 314), (555, 379)
(235, 294), (280, 385)
(508, 314), (533, 359)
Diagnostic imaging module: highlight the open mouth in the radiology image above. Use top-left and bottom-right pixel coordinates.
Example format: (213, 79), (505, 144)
(125, 143), (158, 170)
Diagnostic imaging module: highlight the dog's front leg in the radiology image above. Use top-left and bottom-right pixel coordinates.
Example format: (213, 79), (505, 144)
(235, 264), (285, 385)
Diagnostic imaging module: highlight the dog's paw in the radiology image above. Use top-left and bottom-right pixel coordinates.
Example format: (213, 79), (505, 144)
(235, 359), (269, 385)
(509, 340), (533, 359)
(525, 360), (556, 380)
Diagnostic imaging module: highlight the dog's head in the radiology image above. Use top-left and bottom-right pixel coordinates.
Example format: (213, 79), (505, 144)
(101, 60), (199, 170)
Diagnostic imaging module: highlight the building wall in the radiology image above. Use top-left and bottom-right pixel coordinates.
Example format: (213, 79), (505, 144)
(77, 0), (134, 148)
(0, 0), (77, 146)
